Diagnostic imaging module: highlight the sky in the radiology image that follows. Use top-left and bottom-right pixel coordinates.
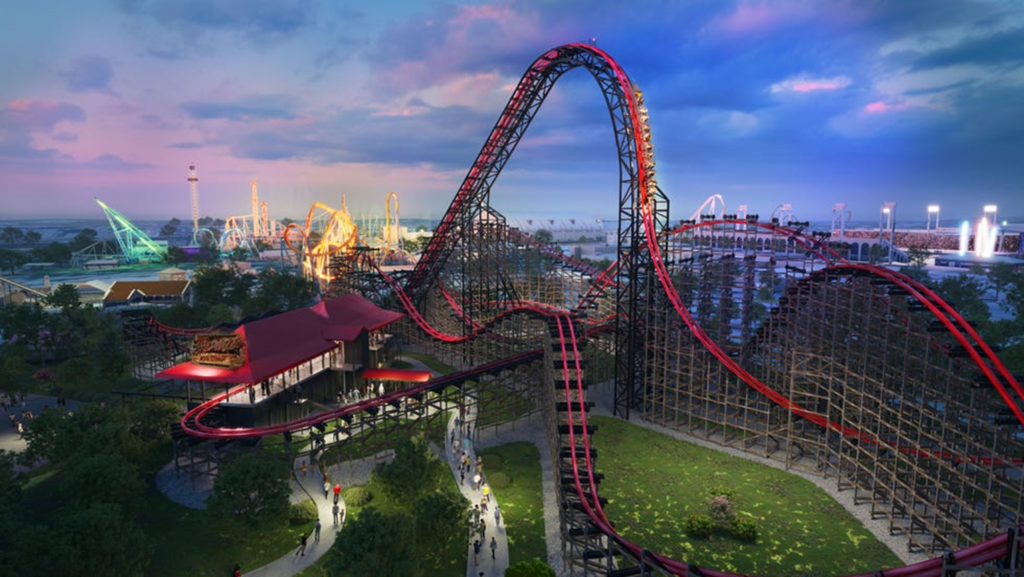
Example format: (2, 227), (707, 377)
(2, 0), (1023, 226)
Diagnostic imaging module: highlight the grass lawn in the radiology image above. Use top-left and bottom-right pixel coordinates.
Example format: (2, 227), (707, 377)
(400, 351), (457, 375)
(478, 442), (548, 566)
(589, 416), (902, 576)
(20, 461), (310, 577)
(296, 475), (467, 576)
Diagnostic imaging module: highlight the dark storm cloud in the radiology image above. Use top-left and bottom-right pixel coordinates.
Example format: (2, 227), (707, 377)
(911, 26), (1024, 70)
(180, 95), (298, 121)
(60, 56), (115, 94)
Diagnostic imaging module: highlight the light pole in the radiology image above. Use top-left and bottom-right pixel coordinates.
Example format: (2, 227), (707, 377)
(926, 205), (940, 232)
(879, 202), (897, 263)
(984, 205), (999, 255)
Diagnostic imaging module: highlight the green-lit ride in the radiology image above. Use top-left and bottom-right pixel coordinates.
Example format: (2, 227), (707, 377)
(95, 197), (167, 264)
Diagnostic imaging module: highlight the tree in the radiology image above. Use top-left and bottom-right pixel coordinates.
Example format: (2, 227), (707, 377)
(987, 262), (1020, 300)
(0, 248), (29, 273)
(24, 230), (41, 244)
(207, 453), (290, 526)
(371, 436), (446, 502)
(935, 274), (990, 327)
(331, 507), (421, 576)
(532, 229), (554, 245)
(159, 218), (181, 237)
(165, 246), (188, 267)
(61, 451), (145, 515)
(30, 241), (72, 265)
(0, 301), (52, 363)
(907, 247), (930, 269)
(43, 283), (82, 313)
(867, 244), (886, 264)
(506, 559), (557, 577)
(70, 228), (99, 251)
(50, 503), (151, 576)
(414, 490), (471, 563)
(0, 226), (25, 244)
(246, 267), (316, 317)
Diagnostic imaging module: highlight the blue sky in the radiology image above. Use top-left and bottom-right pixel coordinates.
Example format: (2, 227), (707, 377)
(2, 0), (1022, 225)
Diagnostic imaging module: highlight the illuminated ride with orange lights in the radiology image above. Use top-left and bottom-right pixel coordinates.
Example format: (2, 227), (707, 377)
(283, 199), (359, 291)
(168, 44), (1024, 575)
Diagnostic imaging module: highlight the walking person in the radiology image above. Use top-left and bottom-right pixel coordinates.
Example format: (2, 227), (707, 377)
(490, 536), (497, 560)
(333, 483), (341, 502)
(232, 564), (241, 577)
(323, 478), (330, 500)
(479, 518), (487, 540)
(494, 504), (501, 525)
(332, 503), (340, 525)
(473, 539), (481, 566)
(295, 532), (308, 557)
(314, 518), (321, 542)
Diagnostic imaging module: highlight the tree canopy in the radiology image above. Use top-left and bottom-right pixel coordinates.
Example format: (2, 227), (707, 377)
(207, 452), (291, 526)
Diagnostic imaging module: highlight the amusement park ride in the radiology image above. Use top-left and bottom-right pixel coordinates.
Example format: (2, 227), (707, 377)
(137, 44), (1024, 575)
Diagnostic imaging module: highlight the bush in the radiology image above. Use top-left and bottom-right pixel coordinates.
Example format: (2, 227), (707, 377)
(489, 472), (511, 489)
(708, 493), (735, 526)
(732, 517), (758, 542)
(709, 485), (734, 499)
(683, 513), (713, 539)
(345, 486), (373, 507)
(289, 500), (319, 526)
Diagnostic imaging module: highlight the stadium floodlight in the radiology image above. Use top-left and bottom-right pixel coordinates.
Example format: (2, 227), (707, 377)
(927, 205), (940, 231)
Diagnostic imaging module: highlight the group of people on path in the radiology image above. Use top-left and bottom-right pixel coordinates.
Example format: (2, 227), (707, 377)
(449, 402), (510, 576)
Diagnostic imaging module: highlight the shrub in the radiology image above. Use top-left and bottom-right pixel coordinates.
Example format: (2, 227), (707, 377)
(732, 516), (758, 542)
(489, 472), (511, 489)
(709, 485), (734, 499)
(289, 500), (318, 526)
(683, 513), (713, 539)
(345, 486), (373, 507)
(708, 493), (735, 526)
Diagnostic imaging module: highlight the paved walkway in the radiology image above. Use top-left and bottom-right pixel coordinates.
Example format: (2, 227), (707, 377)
(157, 353), (524, 576)
(242, 455), (347, 576)
(445, 402), (511, 576)
(0, 394), (83, 472)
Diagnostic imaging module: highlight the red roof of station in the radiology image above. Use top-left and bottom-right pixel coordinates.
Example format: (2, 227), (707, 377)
(361, 368), (433, 383)
(155, 293), (403, 385)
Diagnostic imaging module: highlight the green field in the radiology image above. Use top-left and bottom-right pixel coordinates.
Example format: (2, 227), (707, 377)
(589, 415), (902, 576)
(477, 442), (547, 566)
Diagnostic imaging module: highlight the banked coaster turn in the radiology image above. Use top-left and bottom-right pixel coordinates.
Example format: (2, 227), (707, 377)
(175, 44), (1024, 575)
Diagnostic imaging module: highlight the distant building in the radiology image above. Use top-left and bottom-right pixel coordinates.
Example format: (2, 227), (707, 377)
(158, 267), (188, 281)
(103, 280), (192, 308)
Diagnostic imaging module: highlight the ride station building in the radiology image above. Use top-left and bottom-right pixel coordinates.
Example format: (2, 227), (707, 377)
(156, 293), (431, 428)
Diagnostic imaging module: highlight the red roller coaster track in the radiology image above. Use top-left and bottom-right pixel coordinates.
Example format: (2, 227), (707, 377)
(173, 44), (1023, 575)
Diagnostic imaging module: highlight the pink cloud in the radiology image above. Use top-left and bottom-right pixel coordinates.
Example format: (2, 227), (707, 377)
(3, 99), (85, 131)
(864, 101), (910, 114)
(713, 1), (869, 36)
(770, 75), (852, 94)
